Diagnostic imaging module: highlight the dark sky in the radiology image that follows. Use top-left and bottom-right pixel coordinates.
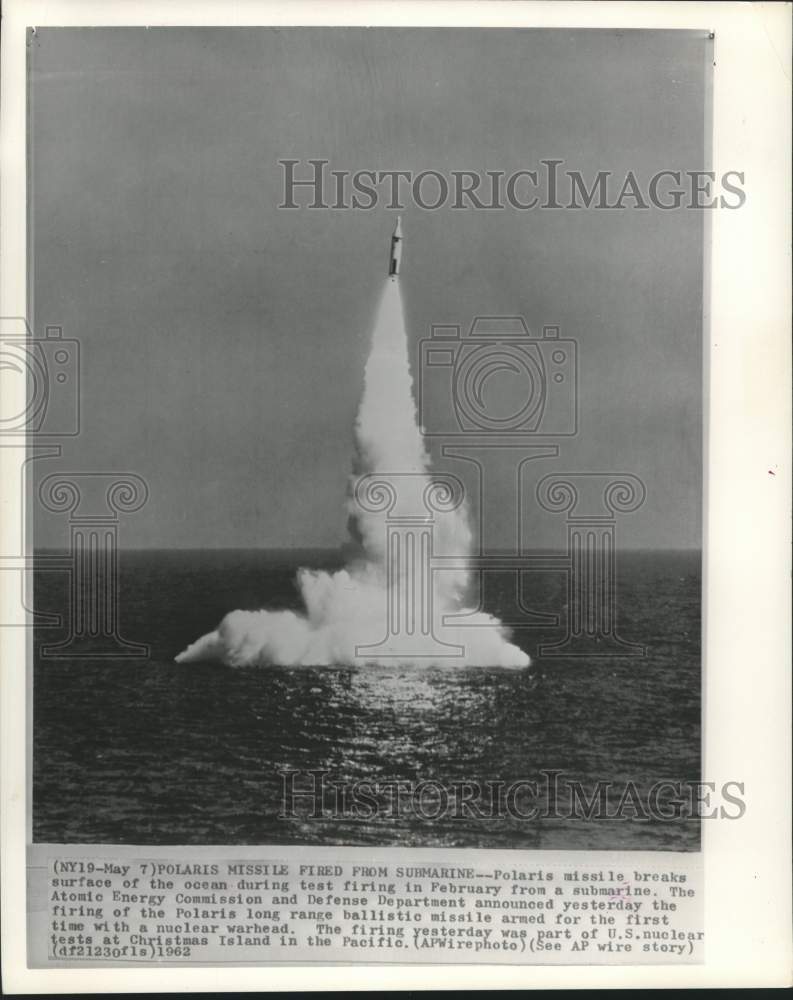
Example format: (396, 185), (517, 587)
(30, 27), (706, 550)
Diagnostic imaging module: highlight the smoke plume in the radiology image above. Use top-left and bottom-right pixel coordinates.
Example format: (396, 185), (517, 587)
(175, 281), (529, 668)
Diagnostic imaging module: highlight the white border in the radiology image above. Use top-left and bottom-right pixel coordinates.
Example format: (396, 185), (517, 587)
(2, 1), (791, 991)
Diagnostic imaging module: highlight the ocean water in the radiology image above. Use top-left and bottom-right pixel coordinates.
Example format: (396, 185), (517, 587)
(33, 548), (700, 850)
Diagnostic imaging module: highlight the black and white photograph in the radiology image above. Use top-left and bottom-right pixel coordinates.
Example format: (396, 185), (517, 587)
(1, 1), (790, 989)
(27, 25), (706, 850)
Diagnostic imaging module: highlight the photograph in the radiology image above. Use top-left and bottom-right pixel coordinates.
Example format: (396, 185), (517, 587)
(27, 26), (706, 850)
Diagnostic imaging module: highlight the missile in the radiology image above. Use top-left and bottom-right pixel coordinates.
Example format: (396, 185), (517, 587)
(388, 216), (403, 279)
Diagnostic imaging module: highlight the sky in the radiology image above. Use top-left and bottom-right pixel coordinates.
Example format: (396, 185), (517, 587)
(30, 27), (707, 550)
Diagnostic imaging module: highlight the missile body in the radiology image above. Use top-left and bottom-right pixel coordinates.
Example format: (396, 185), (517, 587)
(388, 216), (403, 278)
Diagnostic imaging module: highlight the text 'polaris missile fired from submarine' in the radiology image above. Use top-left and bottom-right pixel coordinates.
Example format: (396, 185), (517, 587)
(388, 216), (403, 278)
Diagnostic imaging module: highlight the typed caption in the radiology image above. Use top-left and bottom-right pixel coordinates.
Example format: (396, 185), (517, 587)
(31, 848), (703, 966)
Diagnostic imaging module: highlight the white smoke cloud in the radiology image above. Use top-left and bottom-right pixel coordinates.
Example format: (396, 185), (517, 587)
(175, 281), (529, 668)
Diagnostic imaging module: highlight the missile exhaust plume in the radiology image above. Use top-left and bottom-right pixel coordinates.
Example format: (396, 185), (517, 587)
(175, 238), (529, 668)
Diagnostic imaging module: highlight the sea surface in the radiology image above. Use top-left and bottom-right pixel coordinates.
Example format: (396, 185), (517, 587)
(33, 548), (700, 850)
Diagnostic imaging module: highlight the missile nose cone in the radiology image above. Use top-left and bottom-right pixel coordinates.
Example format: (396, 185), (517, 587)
(393, 216), (403, 239)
